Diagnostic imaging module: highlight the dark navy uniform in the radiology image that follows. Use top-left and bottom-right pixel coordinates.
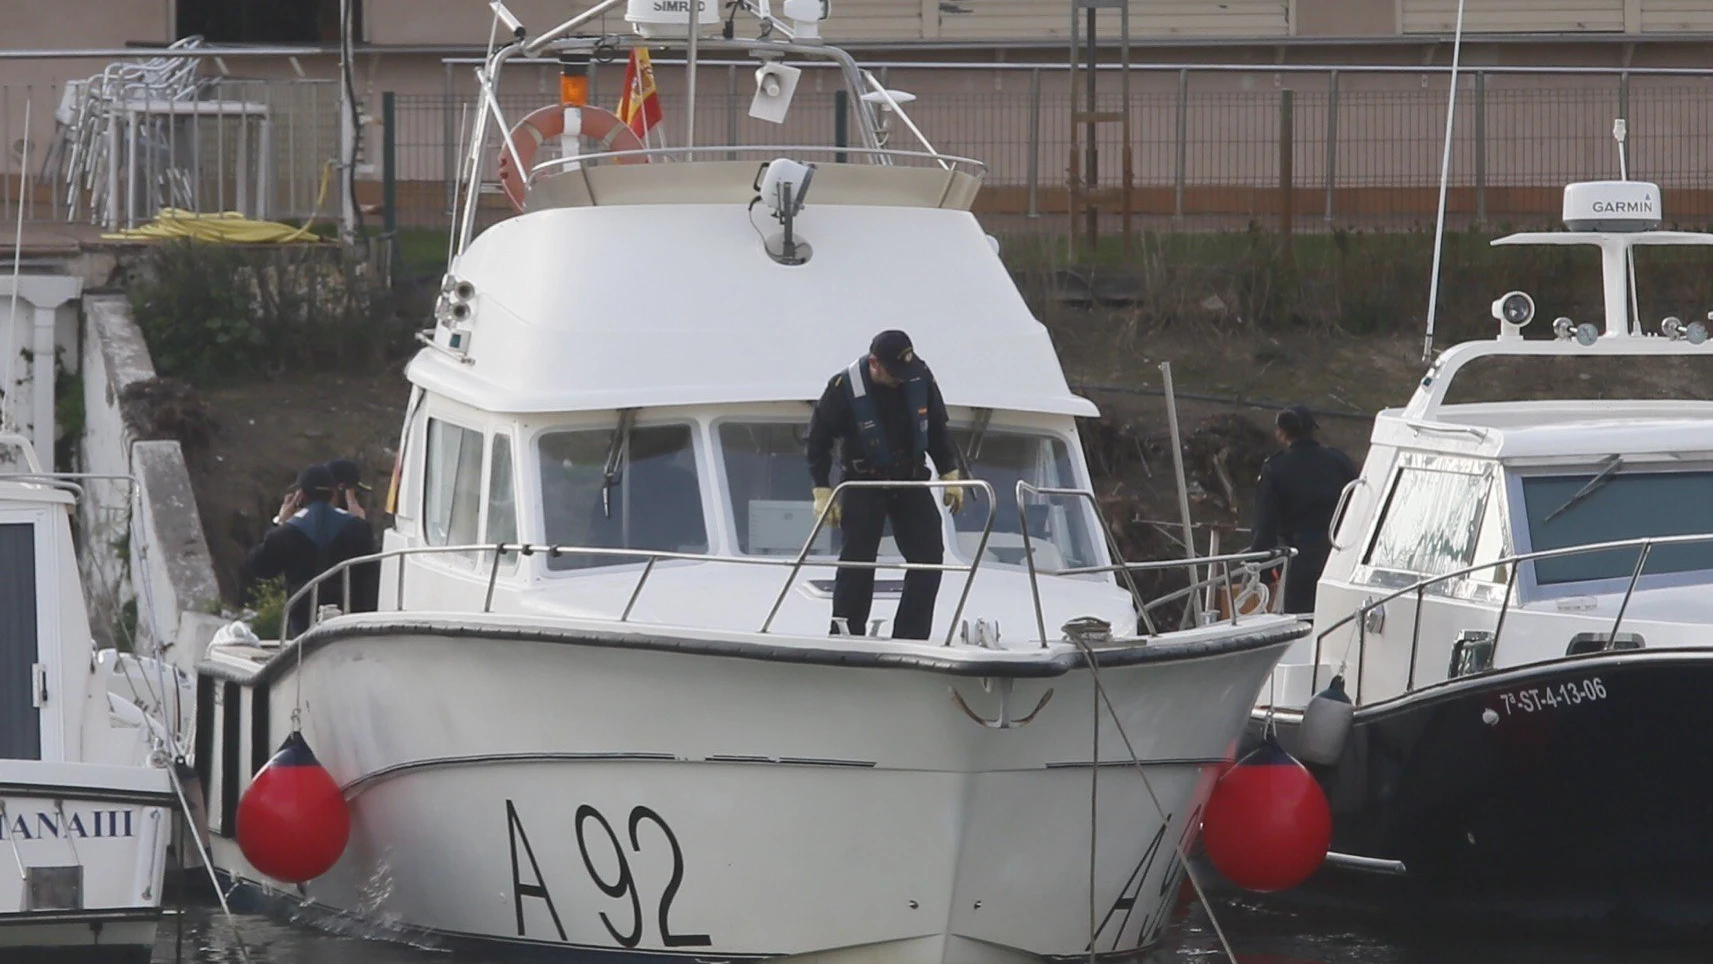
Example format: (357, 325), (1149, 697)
(1248, 438), (1358, 615)
(805, 336), (959, 640)
(242, 466), (379, 637)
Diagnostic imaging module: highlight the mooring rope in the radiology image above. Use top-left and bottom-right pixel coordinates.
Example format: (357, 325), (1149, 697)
(165, 758), (254, 964)
(1074, 634), (1240, 964)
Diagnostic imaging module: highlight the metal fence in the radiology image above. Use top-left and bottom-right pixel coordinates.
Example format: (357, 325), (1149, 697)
(385, 62), (1713, 234)
(0, 76), (338, 228)
(4, 61), (1713, 236)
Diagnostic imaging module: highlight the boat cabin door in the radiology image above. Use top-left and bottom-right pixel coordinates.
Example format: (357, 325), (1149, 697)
(0, 513), (51, 761)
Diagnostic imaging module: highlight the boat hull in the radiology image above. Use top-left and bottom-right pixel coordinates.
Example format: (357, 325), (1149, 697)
(0, 762), (174, 961)
(200, 619), (1299, 962)
(1236, 650), (1713, 929)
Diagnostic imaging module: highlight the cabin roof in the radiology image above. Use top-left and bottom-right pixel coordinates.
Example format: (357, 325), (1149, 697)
(409, 195), (1098, 418)
(1375, 406), (1713, 462)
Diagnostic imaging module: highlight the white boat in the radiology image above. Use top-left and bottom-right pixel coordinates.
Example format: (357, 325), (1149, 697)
(0, 433), (195, 961)
(189, 2), (1309, 960)
(1248, 175), (1713, 926)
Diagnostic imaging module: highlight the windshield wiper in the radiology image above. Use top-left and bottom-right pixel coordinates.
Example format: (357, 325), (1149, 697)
(1543, 453), (1624, 525)
(963, 407), (993, 462)
(600, 408), (637, 518)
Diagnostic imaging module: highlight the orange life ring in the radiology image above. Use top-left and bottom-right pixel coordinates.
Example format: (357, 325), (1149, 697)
(496, 104), (649, 212)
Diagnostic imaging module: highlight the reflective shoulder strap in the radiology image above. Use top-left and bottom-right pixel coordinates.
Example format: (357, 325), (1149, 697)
(844, 357), (891, 471)
(846, 359), (867, 398)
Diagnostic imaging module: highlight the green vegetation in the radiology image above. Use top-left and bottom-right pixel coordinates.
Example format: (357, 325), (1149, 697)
(53, 362), (83, 471)
(125, 239), (416, 389)
(247, 575), (288, 641)
(1005, 223), (1713, 344)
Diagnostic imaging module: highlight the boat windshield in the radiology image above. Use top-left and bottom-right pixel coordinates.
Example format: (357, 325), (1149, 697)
(538, 423), (709, 570)
(1520, 469), (1713, 585)
(716, 420), (1099, 570)
(948, 428), (1100, 572)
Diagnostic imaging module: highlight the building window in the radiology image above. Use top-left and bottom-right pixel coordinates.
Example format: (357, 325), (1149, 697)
(177, 0), (363, 44)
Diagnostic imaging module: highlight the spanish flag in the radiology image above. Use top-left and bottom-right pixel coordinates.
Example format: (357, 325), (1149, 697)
(616, 47), (664, 139)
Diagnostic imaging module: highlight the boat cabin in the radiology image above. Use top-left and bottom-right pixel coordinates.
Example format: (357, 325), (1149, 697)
(1262, 180), (1713, 710)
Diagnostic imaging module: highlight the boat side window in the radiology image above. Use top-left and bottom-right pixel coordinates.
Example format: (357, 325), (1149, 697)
(423, 418), (486, 549)
(1520, 469), (1713, 586)
(538, 423), (708, 570)
(485, 434), (519, 566)
(1361, 465), (1490, 587)
(947, 428), (1098, 571)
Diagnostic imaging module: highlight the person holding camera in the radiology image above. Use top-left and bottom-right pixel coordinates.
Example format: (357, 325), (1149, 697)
(243, 463), (379, 636)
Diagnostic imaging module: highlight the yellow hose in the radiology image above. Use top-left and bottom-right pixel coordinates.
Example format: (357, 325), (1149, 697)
(101, 158), (337, 243)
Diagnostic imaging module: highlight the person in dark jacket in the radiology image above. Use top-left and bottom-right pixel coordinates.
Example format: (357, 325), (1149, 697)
(805, 330), (966, 640)
(1247, 405), (1359, 615)
(243, 464), (379, 637)
(326, 456), (383, 607)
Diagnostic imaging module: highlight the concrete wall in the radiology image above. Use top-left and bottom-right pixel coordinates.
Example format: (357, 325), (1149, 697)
(79, 294), (225, 667)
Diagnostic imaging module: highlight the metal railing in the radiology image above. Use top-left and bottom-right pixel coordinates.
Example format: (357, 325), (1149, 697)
(275, 478), (1295, 650)
(757, 477), (998, 645)
(526, 144), (987, 184)
(1311, 530), (1713, 705)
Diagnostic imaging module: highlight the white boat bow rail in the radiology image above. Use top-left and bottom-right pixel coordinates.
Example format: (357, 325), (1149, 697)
(274, 478), (1294, 651)
(453, 20), (979, 249)
(526, 145), (986, 181)
(1302, 529), (1713, 706)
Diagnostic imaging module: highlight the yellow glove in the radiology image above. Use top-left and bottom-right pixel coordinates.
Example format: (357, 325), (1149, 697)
(812, 486), (840, 526)
(940, 469), (966, 515)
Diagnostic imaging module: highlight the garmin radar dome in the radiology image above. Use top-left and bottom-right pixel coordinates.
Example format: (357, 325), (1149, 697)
(1563, 180), (1661, 232)
(625, 0), (720, 38)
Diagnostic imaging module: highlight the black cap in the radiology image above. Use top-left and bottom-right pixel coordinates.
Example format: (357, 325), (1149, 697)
(1277, 405), (1318, 438)
(328, 458), (372, 491)
(296, 464), (336, 498)
(869, 329), (927, 379)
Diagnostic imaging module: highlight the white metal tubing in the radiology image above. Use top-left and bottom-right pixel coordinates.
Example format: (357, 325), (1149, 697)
(1421, 0), (1468, 362)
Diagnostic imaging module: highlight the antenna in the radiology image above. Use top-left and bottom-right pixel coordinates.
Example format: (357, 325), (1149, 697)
(1, 100), (29, 436)
(1614, 117), (1629, 180)
(1421, 0), (1468, 362)
(1616, 117), (1640, 333)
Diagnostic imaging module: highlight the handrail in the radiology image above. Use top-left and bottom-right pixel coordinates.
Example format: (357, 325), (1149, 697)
(1017, 482), (1131, 645)
(757, 477), (998, 644)
(526, 144), (988, 182)
(1014, 481), (1293, 644)
(1312, 529), (1713, 704)
(277, 538), (984, 646)
(273, 480), (1297, 650)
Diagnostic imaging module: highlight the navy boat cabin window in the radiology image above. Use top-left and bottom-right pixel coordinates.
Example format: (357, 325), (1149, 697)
(720, 421), (838, 557)
(947, 428), (1099, 572)
(539, 424), (708, 570)
(423, 419), (485, 548)
(486, 434), (518, 566)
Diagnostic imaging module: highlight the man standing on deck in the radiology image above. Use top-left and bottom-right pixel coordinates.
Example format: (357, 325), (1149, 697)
(1247, 405), (1359, 615)
(805, 330), (967, 640)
